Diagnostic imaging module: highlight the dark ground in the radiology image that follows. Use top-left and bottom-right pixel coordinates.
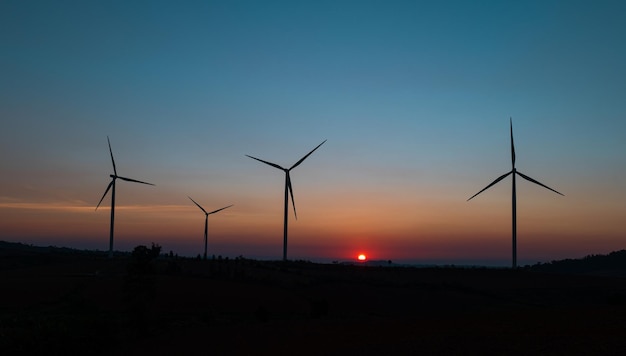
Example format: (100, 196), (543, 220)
(1, 242), (625, 355)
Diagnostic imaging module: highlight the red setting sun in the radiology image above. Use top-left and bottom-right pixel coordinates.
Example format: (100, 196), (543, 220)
(357, 254), (367, 261)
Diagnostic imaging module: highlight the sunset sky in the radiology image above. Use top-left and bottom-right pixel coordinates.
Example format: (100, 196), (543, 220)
(2, 0), (625, 265)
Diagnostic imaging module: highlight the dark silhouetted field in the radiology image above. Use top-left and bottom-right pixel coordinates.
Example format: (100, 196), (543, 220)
(1, 241), (625, 355)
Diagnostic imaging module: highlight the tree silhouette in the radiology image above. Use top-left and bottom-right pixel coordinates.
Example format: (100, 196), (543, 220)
(127, 243), (161, 275)
(124, 243), (161, 334)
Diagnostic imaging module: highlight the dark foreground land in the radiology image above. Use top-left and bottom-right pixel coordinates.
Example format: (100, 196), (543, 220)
(1, 243), (626, 355)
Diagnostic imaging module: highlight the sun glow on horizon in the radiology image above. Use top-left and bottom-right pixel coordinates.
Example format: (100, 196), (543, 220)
(357, 254), (367, 261)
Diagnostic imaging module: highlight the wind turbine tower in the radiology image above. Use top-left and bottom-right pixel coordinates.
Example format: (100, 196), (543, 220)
(468, 119), (563, 268)
(188, 196), (233, 260)
(246, 140), (326, 261)
(96, 137), (154, 258)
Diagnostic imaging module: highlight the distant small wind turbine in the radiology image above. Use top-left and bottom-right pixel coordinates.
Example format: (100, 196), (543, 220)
(468, 118), (563, 268)
(188, 196), (233, 260)
(96, 136), (154, 258)
(246, 140), (326, 261)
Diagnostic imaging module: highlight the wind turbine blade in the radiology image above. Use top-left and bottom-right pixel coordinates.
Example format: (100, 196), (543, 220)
(117, 176), (155, 185)
(287, 172), (297, 220)
(467, 171), (513, 201)
(510, 118), (515, 167)
(96, 180), (114, 210)
(107, 136), (117, 176)
(188, 196), (208, 215)
(516, 171), (564, 196)
(290, 139), (327, 170)
(246, 155), (285, 170)
(208, 204), (234, 215)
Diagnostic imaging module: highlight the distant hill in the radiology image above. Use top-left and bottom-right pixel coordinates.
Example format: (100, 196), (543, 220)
(0, 240), (104, 256)
(0, 240), (107, 270)
(527, 250), (626, 276)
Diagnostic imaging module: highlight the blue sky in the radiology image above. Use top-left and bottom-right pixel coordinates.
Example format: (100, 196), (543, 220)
(1, 0), (625, 265)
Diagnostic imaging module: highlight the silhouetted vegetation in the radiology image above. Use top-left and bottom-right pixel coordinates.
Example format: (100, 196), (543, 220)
(123, 243), (162, 334)
(2, 241), (626, 355)
(528, 250), (626, 276)
(127, 243), (162, 275)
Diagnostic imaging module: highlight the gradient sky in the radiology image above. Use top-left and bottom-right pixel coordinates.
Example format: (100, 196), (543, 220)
(2, 0), (625, 265)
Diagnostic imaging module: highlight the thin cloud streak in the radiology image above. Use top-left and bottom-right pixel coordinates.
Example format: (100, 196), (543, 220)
(0, 201), (193, 213)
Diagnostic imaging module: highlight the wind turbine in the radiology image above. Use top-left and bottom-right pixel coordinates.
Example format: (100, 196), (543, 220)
(468, 118), (563, 268)
(188, 196), (233, 260)
(96, 136), (154, 258)
(246, 140), (326, 261)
